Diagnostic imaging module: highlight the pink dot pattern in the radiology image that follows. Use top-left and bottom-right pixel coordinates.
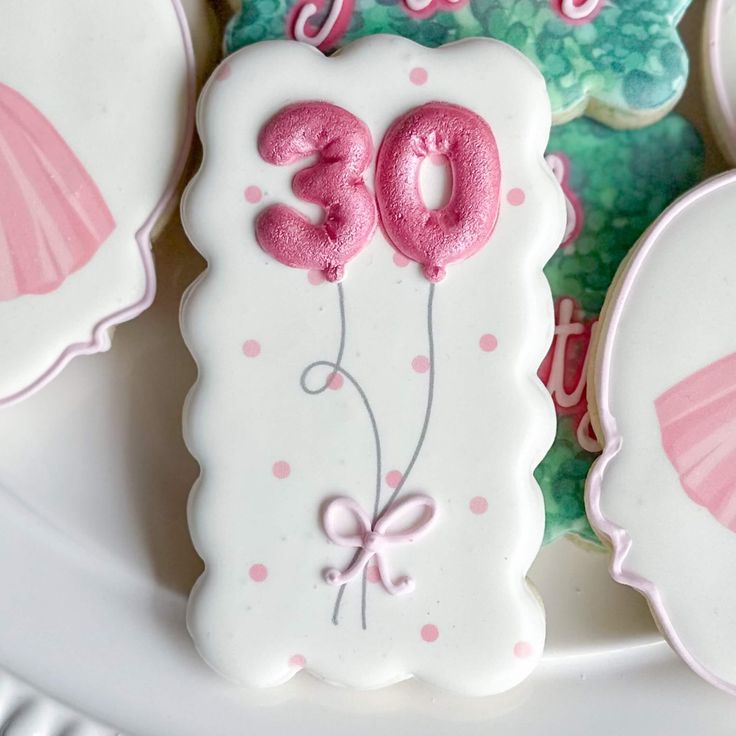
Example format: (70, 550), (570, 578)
(479, 333), (498, 352)
(249, 564), (268, 582)
(409, 67), (428, 85)
(386, 470), (403, 489)
(244, 185), (262, 204)
(272, 461), (291, 479)
(507, 188), (526, 206)
(412, 355), (430, 373)
(307, 269), (325, 285)
(469, 496), (488, 515)
(289, 654), (306, 668)
(242, 339), (261, 358)
(514, 640), (533, 659)
(421, 624), (439, 642)
(327, 372), (343, 390)
(393, 252), (410, 267)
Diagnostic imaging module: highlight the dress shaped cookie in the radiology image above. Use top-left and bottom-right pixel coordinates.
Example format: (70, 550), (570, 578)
(704, 0), (736, 164)
(225, 0), (691, 127)
(182, 36), (565, 694)
(538, 115), (703, 545)
(0, 0), (195, 405)
(588, 171), (736, 694)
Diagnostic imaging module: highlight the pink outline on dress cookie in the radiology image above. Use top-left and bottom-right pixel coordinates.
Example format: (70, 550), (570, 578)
(586, 170), (736, 696)
(0, 1), (196, 407)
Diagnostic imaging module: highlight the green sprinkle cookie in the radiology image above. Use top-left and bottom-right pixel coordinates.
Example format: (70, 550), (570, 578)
(225, 0), (692, 126)
(538, 114), (703, 544)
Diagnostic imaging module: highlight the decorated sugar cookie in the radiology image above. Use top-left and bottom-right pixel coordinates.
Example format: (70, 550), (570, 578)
(225, 0), (691, 127)
(182, 36), (565, 694)
(587, 171), (736, 694)
(538, 115), (703, 545)
(704, 0), (736, 164)
(0, 0), (195, 405)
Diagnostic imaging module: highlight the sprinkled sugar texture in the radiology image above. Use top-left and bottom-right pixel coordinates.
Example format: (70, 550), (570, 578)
(225, 0), (692, 125)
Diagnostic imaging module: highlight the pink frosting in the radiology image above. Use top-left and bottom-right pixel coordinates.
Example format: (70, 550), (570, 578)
(0, 83), (116, 302)
(322, 493), (437, 595)
(656, 353), (736, 531)
(256, 101), (377, 282)
(375, 102), (501, 282)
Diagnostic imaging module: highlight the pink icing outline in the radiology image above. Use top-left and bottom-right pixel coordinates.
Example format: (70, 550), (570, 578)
(401, 0), (469, 21)
(706, 0), (736, 162)
(0, 0), (196, 408)
(549, 0), (605, 24)
(586, 170), (736, 696)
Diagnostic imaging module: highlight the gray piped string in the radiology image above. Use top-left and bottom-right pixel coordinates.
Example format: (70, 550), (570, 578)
(299, 283), (383, 628)
(379, 282), (436, 516)
(307, 281), (437, 630)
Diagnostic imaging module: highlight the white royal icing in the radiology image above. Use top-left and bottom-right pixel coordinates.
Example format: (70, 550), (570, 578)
(182, 36), (564, 695)
(0, 0), (195, 405)
(704, 0), (736, 165)
(588, 171), (736, 695)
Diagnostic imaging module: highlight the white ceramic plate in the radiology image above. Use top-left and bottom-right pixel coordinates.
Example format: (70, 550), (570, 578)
(1, 2), (736, 734)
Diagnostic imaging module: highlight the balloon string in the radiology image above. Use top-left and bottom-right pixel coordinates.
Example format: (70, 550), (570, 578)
(379, 282), (436, 516)
(299, 283), (383, 629)
(305, 282), (437, 629)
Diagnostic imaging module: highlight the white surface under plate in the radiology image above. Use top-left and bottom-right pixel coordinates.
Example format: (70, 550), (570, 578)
(0, 2), (735, 734)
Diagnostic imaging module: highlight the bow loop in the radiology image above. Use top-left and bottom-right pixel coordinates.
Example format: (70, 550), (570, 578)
(321, 494), (437, 595)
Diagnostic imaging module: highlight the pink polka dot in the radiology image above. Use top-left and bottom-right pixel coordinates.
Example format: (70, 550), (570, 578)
(409, 67), (428, 85)
(289, 654), (306, 668)
(469, 496), (488, 515)
(249, 563), (268, 582)
(507, 188), (526, 206)
(514, 640), (533, 659)
(412, 355), (430, 373)
(421, 624), (439, 642)
(479, 333), (498, 352)
(216, 63), (232, 81)
(393, 252), (410, 267)
(327, 372), (343, 390)
(272, 461), (291, 479)
(366, 565), (380, 584)
(242, 339), (261, 358)
(386, 470), (403, 489)
(307, 269), (324, 285)
(244, 185), (262, 204)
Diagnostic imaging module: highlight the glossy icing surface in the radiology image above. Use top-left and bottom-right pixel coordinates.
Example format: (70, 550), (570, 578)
(225, 0), (691, 126)
(538, 115), (703, 545)
(588, 171), (736, 694)
(0, 0), (195, 405)
(182, 36), (564, 694)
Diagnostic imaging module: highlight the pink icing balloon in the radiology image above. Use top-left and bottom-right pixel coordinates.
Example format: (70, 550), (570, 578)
(256, 101), (377, 282)
(375, 102), (501, 282)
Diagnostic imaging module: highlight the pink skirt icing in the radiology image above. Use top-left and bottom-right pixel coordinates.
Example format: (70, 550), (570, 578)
(0, 83), (115, 302)
(655, 353), (736, 531)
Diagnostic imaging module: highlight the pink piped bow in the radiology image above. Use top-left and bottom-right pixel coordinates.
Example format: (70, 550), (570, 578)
(655, 353), (736, 531)
(321, 494), (438, 595)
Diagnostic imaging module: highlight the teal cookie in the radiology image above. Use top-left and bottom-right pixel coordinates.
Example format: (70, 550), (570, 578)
(538, 115), (703, 544)
(225, 0), (691, 126)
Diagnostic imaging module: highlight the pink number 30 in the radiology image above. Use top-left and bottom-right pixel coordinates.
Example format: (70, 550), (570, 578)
(257, 101), (501, 282)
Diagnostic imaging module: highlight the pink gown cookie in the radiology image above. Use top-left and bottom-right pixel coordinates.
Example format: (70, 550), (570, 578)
(0, 0), (196, 405)
(182, 36), (565, 695)
(588, 171), (736, 694)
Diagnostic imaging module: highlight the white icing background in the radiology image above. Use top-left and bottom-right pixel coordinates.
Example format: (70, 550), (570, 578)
(0, 1), (735, 733)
